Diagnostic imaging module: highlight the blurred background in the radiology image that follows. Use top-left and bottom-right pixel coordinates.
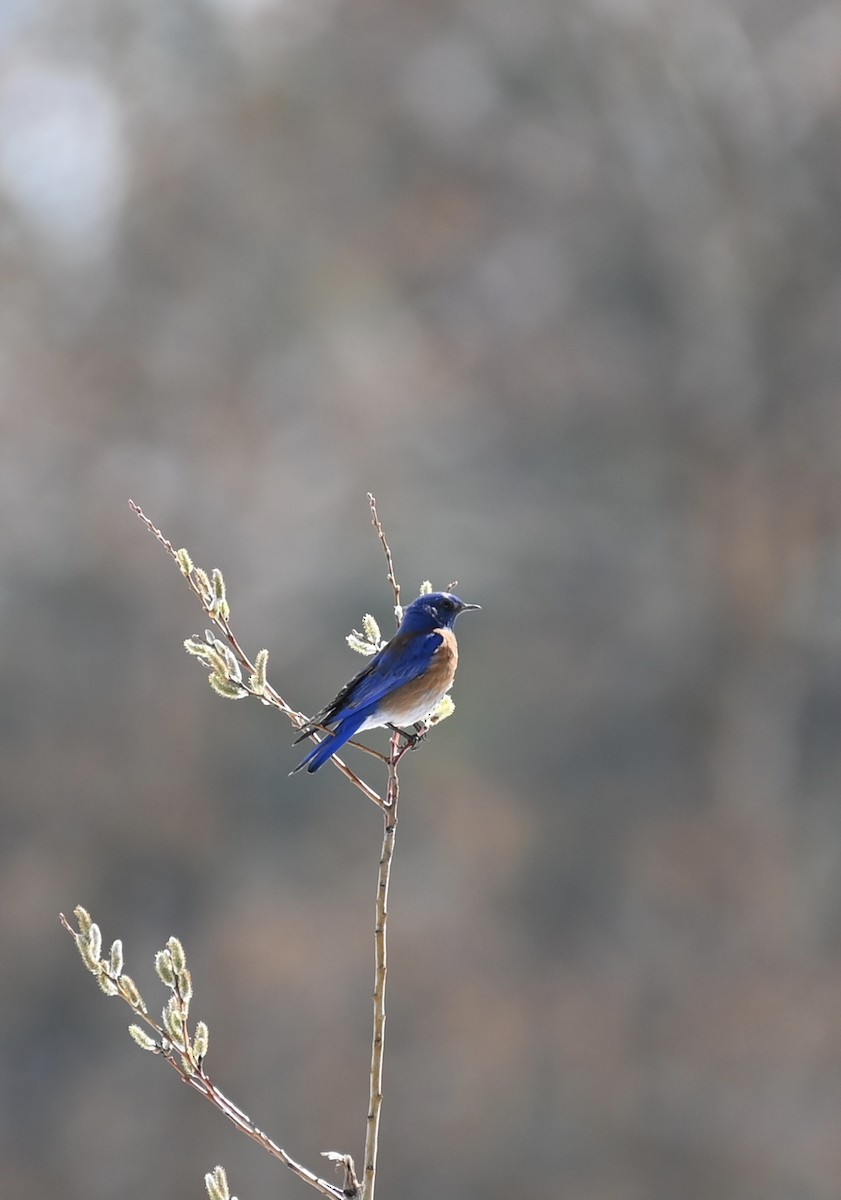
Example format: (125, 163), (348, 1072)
(4, 0), (841, 1197)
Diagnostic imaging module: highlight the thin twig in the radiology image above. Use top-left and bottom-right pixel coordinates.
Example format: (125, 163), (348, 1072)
(361, 499), (414, 1200)
(181, 1070), (346, 1199)
(367, 494), (401, 624)
(59, 913), (347, 1200)
(128, 500), (385, 806)
(362, 732), (408, 1200)
(125, 495), (416, 1200)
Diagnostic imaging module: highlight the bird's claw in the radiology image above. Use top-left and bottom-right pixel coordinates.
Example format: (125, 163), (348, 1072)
(388, 722), (429, 749)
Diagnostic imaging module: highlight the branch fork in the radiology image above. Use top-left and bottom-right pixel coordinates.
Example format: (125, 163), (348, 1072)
(67, 495), (429, 1200)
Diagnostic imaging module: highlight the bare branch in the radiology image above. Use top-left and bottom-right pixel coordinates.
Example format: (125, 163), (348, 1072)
(60, 911), (351, 1200)
(362, 731), (404, 1200)
(367, 493), (401, 625)
(128, 499), (384, 806)
(117, 496), (426, 1200)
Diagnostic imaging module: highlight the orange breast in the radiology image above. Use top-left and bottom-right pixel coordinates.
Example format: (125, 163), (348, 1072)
(380, 628), (459, 725)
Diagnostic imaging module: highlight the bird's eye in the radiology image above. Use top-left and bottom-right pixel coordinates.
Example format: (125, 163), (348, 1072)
(441, 598), (454, 611)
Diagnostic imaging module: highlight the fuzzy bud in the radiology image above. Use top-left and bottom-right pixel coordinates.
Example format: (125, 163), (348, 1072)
(209, 674), (248, 699)
(129, 1024), (159, 1053)
(184, 637), (211, 660)
(249, 648), (269, 695)
(73, 906), (93, 935)
(75, 933), (100, 974)
(117, 974), (145, 1011)
(109, 939), (123, 977)
(192, 1020), (209, 1062)
(176, 968), (193, 1004)
(347, 631), (378, 656)
(428, 694), (455, 725)
(163, 999), (185, 1048)
(209, 569), (230, 620)
(205, 1165), (230, 1200)
(155, 949), (174, 987)
(87, 923), (102, 962)
(96, 969), (119, 996)
(362, 613), (381, 645)
(194, 567), (212, 600)
(166, 937), (186, 973)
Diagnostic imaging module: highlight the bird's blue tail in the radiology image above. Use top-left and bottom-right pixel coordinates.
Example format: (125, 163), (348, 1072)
(291, 711), (368, 774)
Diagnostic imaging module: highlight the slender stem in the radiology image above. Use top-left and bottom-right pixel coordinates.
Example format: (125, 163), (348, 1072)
(128, 499), (384, 807)
(362, 730), (402, 1200)
(181, 1068), (345, 1200)
(59, 915), (347, 1200)
(126, 494), (415, 1199)
(361, 495), (411, 1198)
(367, 494), (401, 622)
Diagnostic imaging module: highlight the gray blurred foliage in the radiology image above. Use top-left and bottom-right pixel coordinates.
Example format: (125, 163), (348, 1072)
(4, 0), (841, 1197)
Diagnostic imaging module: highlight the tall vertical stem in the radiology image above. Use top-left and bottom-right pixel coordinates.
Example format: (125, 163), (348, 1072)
(362, 732), (401, 1200)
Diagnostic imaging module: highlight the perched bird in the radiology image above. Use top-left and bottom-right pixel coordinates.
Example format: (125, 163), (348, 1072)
(291, 591), (480, 774)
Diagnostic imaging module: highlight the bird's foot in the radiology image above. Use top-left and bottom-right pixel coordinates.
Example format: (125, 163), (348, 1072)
(388, 721), (429, 750)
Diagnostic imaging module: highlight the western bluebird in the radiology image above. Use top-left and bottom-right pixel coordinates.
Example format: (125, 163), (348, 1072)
(291, 591), (480, 774)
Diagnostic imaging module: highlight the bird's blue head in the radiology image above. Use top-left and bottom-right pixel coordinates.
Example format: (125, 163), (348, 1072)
(399, 591), (481, 633)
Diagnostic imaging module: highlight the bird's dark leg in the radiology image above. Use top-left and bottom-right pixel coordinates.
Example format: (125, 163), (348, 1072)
(387, 721), (429, 749)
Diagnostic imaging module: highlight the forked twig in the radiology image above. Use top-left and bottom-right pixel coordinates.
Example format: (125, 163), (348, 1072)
(59, 912), (350, 1200)
(128, 500), (384, 807)
(367, 493), (401, 623)
(363, 730), (413, 1200)
(71, 497), (418, 1200)
(360, 494), (412, 1199)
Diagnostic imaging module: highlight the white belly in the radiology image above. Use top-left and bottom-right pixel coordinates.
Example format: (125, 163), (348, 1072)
(360, 629), (458, 729)
(359, 684), (448, 730)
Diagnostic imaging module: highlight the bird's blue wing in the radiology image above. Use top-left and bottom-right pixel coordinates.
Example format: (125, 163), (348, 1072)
(293, 629), (443, 741)
(332, 629), (443, 717)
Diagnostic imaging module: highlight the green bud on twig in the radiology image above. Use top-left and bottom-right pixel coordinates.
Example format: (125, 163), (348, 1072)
(348, 611), (385, 656)
(194, 567), (212, 601)
(347, 631), (378, 656)
(167, 937), (186, 973)
(177, 968), (192, 1004)
(75, 933), (100, 974)
(184, 637), (210, 658)
(428, 694), (455, 725)
(74, 906), (93, 935)
(163, 998), (185, 1048)
(155, 949), (174, 987)
(209, 674), (248, 699)
(205, 1165), (230, 1200)
(117, 974), (145, 1011)
(249, 648), (269, 695)
(129, 1024), (159, 1053)
(362, 613), (381, 644)
(193, 1020), (209, 1062)
(96, 969), (119, 996)
(109, 939), (123, 977)
(203, 634), (239, 678)
(210, 569), (230, 620)
(87, 923), (102, 962)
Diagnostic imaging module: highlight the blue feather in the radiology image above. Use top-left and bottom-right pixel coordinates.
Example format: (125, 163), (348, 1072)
(291, 591), (480, 775)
